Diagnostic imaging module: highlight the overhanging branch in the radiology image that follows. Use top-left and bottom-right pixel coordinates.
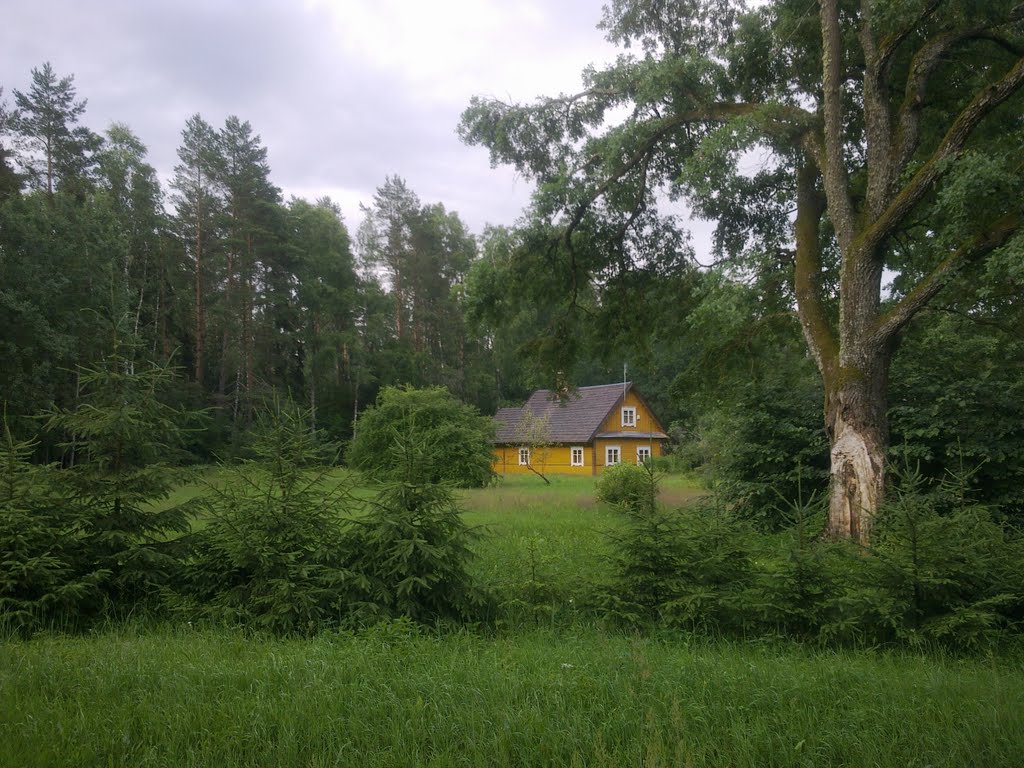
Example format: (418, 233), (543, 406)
(563, 102), (813, 242)
(867, 54), (1024, 252)
(872, 211), (1022, 345)
(893, 24), (1024, 183)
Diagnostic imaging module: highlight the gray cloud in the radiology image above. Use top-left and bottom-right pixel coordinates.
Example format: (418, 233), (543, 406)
(2, 0), (713, 253)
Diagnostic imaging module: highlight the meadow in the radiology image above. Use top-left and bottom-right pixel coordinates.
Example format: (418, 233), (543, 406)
(2, 472), (1023, 767)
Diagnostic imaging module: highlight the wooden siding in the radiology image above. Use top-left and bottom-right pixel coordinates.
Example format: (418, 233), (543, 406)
(596, 389), (666, 436)
(592, 437), (664, 472)
(493, 437), (664, 476)
(491, 445), (592, 476)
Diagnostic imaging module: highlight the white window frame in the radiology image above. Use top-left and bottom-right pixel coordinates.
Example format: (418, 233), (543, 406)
(518, 447), (530, 466)
(621, 406), (637, 427)
(605, 445), (621, 466)
(636, 446), (652, 466)
(570, 446), (584, 467)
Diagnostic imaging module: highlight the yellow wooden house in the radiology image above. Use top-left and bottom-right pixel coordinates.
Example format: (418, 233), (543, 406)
(492, 382), (669, 476)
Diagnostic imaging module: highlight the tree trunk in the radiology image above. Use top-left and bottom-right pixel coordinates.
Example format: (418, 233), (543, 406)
(823, 346), (892, 543)
(194, 200), (205, 385)
(244, 235), (255, 403)
(826, 399), (886, 542)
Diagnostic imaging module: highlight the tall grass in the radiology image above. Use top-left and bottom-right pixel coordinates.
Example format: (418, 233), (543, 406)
(5, 471), (1023, 766)
(2, 625), (1021, 767)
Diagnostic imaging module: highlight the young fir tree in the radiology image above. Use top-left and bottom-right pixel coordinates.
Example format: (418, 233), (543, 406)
(44, 318), (198, 618)
(0, 412), (100, 633)
(189, 395), (361, 635)
(344, 432), (486, 625)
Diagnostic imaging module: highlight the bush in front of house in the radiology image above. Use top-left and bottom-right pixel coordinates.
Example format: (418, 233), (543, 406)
(596, 461), (658, 513)
(347, 386), (495, 488)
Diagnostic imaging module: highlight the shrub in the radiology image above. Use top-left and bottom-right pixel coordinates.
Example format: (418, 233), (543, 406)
(595, 461), (657, 512)
(751, 490), (848, 640)
(603, 472), (755, 633)
(698, 367), (829, 530)
(889, 313), (1024, 520)
(347, 386), (495, 488)
(866, 462), (1024, 650)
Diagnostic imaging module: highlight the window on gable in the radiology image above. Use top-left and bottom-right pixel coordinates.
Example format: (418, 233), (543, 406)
(571, 447), (584, 466)
(621, 407), (636, 427)
(605, 446), (621, 466)
(518, 447), (530, 466)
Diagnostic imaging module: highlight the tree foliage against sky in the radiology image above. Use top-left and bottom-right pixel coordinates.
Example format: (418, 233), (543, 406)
(0, 63), (500, 458)
(460, 0), (1024, 541)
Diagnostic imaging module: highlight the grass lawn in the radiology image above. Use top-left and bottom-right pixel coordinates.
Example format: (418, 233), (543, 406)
(457, 473), (703, 628)
(2, 626), (1022, 767)
(11, 470), (1019, 766)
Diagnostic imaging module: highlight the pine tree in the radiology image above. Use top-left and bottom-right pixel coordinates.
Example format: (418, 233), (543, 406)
(171, 114), (221, 386)
(11, 62), (100, 197)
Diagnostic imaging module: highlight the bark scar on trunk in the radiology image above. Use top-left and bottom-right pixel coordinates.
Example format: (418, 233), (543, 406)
(829, 423), (885, 542)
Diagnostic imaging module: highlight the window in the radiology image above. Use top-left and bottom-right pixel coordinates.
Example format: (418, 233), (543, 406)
(621, 407), (637, 427)
(605, 446), (621, 466)
(636, 446), (652, 466)
(571, 447), (584, 467)
(518, 447), (530, 466)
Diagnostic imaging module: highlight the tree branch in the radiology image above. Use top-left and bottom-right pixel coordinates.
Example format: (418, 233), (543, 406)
(564, 102), (816, 243)
(873, 211), (1023, 344)
(893, 25), (1024, 181)
(876, 0), (943, 73)
(793, 158), (839, 386)
(819, 0), (858, 252)
(868, 53), (1024, 251)
(860, 0), (894, 219)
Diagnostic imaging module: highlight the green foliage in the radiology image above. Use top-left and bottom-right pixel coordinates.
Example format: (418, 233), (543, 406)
(345, 479), (487, 625)
(10, 62), (100, 196)
(598, 460), (1024, 648)
(866, 461), (1024, 650)
(191, 399), (488, 632)
(347, 386), (495, 488)
(749, 489), (845, 640)
(0, 416), (100, 634)
(189, 399), (361, 635)
(603, 466), (755, 633)
(595, 461), (657, 512)
(43, 328), (198, 617)
(889, 312), (1024, 519)
(695, 341), (829, 529)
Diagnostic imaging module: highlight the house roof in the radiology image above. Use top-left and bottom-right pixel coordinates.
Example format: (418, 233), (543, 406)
(494, 382), (666, 444)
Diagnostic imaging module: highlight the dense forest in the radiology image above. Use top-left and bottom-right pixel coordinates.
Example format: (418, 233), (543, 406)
(1, 41), (1023, 529)
(0, 63), (519, 457)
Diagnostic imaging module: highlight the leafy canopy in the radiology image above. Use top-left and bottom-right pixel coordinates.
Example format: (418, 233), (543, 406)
(347, 386), (495, 488)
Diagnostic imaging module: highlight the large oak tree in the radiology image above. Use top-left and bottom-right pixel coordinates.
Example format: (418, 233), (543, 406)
(460, 0), (1024, 542)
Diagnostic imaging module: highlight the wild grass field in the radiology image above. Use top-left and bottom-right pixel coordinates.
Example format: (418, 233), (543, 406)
(3, 472), (1023, 767)
(3, 623), (1023, 767)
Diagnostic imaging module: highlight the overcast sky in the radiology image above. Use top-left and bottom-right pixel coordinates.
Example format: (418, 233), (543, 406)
(1, 0), (637, 238)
